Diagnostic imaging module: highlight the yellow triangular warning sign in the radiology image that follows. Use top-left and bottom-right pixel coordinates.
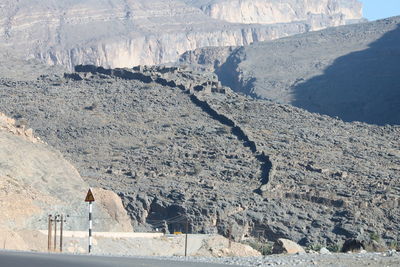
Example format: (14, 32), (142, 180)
(85, 188), (95, 202)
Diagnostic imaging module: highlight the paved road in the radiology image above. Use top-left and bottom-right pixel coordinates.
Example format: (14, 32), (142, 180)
(0, 251), (234, 267)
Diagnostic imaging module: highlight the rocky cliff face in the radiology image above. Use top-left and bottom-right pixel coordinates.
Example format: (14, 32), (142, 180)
(0, 0), (363, 69)
(0, 111), (132, 250)
(190, 0), (362, 29)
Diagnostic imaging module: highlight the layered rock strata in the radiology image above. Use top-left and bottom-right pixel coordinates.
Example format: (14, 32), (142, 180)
(188, 0), (362, 28)
(0, 0), (363, 69)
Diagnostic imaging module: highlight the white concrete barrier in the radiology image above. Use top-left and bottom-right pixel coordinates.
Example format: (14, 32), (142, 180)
(39, 230), (164, 238)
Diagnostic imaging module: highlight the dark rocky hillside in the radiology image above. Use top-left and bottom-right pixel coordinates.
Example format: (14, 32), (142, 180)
(180, 16), (400, 125)
(0, 64), (399, 248)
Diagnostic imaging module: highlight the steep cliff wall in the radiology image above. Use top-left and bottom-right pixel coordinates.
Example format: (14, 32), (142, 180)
(36, 23), (309, 69)
(0, 0), (363, 69)
(191, 0), (362, 29)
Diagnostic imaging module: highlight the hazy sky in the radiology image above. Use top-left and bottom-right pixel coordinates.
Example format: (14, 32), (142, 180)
(362, 0), (400, 21)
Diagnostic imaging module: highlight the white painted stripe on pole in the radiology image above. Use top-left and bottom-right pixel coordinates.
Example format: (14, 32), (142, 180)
(89, 201), (93, 253)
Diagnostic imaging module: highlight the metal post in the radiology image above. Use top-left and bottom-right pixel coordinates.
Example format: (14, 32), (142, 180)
(256, 230), (265, 255)
(89, 201), (93, 253)
(85, 188), (95, 253)
(48, 215), (52, 251)
(185, 219), (188, 256)
(53, 215), (57, 251)
(261, 230), (265, 254)
(228, 224), (232, 248)
(60, 215), (64, 252)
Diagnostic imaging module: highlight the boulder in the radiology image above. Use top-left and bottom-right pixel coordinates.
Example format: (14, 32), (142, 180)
(272, 238), (305, 254)
(64, 73), (83, 81)
(341, 239), (365, 253)
(319, 247), (331, 254)
(92, 188), (133, 232)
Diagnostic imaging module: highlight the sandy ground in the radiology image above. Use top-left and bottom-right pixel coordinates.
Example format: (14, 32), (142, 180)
(61, 233), (259, 257)
(2, 230), (259, 257)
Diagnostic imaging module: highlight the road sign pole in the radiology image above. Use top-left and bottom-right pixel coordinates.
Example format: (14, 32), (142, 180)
(89, 201), (93, 253)
(48, 215), (52, 251)
(60, 214), (64, 253)
(228, 224), (232, 249)
(185, 219), (188, 256)
(54, 215), (57, 251)
(85, 188), (95, 254)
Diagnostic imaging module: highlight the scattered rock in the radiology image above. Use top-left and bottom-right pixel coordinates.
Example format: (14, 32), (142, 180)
(64, 73), (83, 81)
(386, 250), (397, 257)
(0, 59), (399, 248)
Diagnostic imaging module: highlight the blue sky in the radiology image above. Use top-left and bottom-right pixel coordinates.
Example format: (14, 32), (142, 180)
(361, 0), (400, 21)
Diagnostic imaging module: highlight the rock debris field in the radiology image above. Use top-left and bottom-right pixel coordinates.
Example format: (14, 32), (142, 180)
(0, 62), (399, 250)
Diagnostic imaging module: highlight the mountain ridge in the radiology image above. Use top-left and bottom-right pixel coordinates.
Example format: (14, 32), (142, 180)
(180, 16), (400, 125)
(0, 0), (363, 69)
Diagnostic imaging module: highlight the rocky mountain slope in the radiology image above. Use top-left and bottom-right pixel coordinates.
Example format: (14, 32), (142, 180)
(180, 16), (400, 125)
(0, 111), (132, 250)
(0, 0), (363, 69)
(0, 62), (398, 248)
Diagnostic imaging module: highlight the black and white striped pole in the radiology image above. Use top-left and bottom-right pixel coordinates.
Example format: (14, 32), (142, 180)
(89, 202), (93, 253)
(85, 188), (95, 253)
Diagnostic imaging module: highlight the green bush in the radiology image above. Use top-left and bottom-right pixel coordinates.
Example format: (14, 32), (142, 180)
(244, 240), (273, 255)
(259, 243), (273, 255)
(388, 241), (398, 250)
(327, 243), (341, 253)
(369, 232), (380, 242)
(307, 243), (323, 252)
